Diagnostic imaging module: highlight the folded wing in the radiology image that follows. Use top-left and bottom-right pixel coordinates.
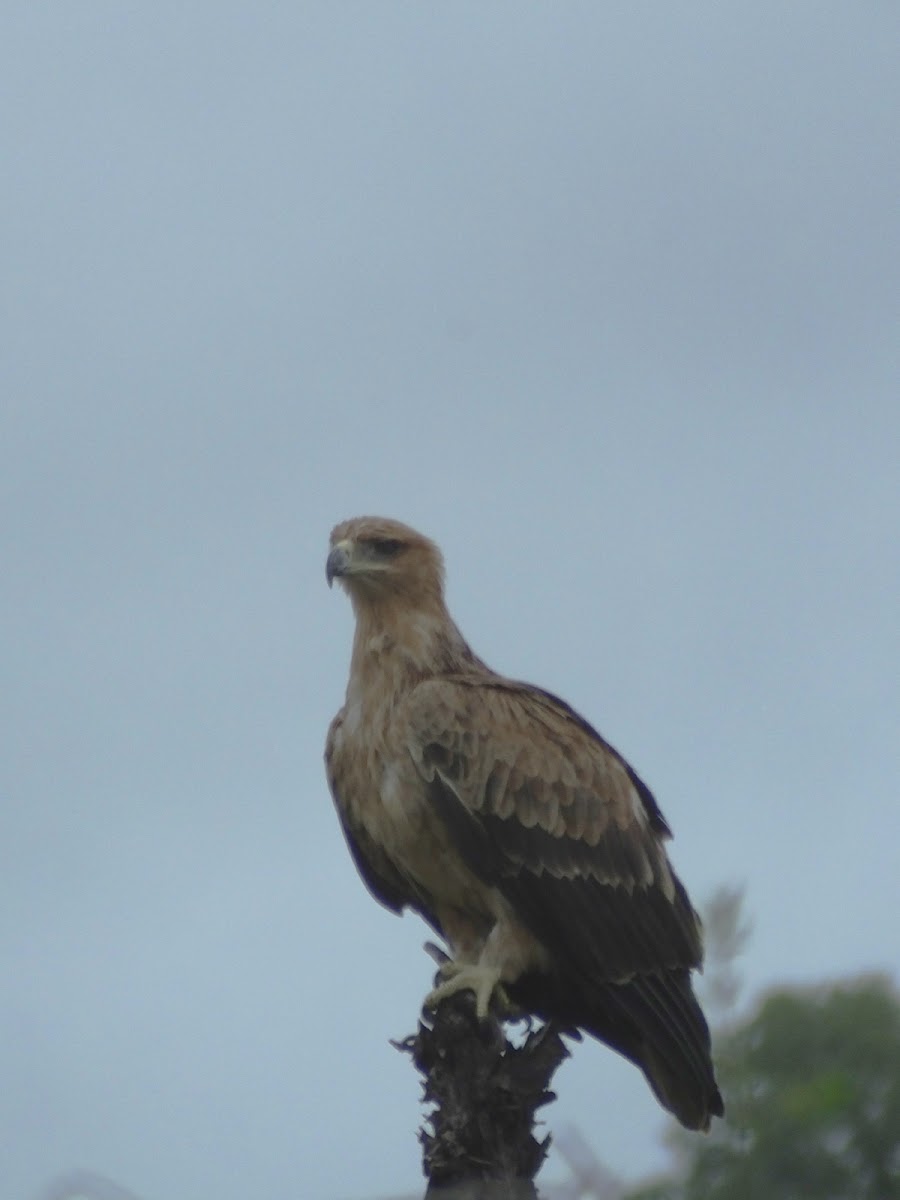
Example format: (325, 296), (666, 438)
(404, 675), (724, 1130)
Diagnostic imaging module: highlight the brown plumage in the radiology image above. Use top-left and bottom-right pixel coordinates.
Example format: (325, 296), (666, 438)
(324, 516), (724, 1131)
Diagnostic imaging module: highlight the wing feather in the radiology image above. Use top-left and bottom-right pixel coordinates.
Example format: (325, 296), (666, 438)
(404, 676), (703, 982)
(325, 712), (416, 919)
(403, 674), (722, 1128)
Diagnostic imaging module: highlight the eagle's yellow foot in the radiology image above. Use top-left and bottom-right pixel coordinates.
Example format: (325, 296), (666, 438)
(425, 961), (509, 1020)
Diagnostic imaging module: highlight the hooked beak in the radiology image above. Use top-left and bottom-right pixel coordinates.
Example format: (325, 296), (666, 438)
(326, 542), (352, 587)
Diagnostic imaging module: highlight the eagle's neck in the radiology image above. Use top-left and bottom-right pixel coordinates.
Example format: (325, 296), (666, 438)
(346, 596), (477, 711)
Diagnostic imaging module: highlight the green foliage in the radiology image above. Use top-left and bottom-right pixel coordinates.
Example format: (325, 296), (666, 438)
(628, 975), (900, 1200)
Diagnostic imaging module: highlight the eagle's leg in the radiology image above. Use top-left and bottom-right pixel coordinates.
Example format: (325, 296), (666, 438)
(425, 960), (510, 1021)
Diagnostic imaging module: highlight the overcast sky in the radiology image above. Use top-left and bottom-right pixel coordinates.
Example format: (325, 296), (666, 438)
(2, 4), (898, 1199)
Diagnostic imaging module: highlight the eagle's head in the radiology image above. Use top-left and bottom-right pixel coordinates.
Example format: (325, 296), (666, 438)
(326, 516), (446, 610)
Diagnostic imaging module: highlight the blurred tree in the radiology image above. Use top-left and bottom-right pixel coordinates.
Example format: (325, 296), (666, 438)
(627, 974), (900, 1200)
(697, 885), (752, 1023)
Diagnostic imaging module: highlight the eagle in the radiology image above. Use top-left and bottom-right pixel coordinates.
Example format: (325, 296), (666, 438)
(324, 516), (723, 1131)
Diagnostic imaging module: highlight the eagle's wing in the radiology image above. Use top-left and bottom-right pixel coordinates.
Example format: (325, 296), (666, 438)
(402, 674), (722, 1130)
(403, 676), (703, 979)
(325, 711), (411, 918)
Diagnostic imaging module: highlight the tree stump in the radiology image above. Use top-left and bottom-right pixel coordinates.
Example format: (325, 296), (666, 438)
(395, 988), (569, 1199)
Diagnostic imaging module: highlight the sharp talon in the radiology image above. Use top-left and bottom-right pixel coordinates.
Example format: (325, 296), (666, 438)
(423, 961), (506, 1020)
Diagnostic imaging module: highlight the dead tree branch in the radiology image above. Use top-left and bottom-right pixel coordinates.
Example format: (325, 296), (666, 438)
(395, 988), (569, 1199)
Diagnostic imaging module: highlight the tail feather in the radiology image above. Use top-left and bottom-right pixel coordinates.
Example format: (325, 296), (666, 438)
(597, 970), (723, 1130)
(512, 967), (724, 1131)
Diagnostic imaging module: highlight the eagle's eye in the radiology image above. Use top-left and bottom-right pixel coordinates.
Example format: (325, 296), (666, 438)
(370, 537), (405, 558)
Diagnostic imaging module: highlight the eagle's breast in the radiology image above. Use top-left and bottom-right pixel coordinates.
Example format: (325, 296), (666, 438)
(332, 691), (488, 914)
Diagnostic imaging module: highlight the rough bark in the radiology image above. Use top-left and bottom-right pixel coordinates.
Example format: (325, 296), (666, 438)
(394, 990), (569, 1199)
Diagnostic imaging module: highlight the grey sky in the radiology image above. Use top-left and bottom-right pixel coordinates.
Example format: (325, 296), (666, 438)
(2, 4), (898, 1198)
